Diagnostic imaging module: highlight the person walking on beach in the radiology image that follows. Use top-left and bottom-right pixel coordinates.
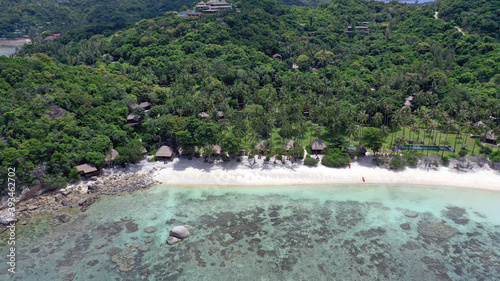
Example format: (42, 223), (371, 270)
(362, 177), (365, 182)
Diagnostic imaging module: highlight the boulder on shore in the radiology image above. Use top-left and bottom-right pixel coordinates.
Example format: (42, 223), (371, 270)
(170, 225), (191, 238)
(166, 236), (179, 245)
(0, 211), (17, 225)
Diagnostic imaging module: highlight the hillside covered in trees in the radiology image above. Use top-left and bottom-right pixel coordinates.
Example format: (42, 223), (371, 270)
(0, 0), (194, 42)
(1, 0), (499, 193)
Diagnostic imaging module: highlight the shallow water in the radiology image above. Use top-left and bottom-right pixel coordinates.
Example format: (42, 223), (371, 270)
(0, 47), (17, 57)
(1, 184), (500, 280)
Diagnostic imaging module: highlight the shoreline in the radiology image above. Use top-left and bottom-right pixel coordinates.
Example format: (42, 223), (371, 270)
(153, 156), (500, 191)
(1, 155), (499, 232)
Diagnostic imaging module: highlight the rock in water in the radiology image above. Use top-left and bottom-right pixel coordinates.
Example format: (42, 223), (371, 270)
(50, 213), (72, 226)
(166, 236), (179, 245)
(170, 225), (191, 238)
(404, 211), (419, 218)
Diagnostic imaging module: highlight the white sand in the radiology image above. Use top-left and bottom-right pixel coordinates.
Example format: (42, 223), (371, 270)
(152, 156), (500, 191)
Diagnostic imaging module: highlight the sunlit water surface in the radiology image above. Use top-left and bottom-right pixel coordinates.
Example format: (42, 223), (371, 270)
(1, 184), (500, 280)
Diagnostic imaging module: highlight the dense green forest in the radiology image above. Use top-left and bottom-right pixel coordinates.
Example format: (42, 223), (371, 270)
(0, 0), (194, 41)
(1, 0), (499, 193)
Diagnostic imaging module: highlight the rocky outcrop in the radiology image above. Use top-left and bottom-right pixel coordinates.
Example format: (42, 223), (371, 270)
(79, 196), (97, 212)
(170, 225), (191, 238)
(0, 210), (17, 225)
(0, 167), (161, 231)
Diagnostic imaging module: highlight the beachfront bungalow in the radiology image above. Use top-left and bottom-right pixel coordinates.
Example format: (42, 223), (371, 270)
(75, 164), (99, 177)
(105, 149), (119, 167)
(156, 146), (174, 161)
(311, 139), (327, 154)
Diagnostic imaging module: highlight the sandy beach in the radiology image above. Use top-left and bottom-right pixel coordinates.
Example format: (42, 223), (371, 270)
(0, 38), (31, 47)
(153, 156), (500, 191)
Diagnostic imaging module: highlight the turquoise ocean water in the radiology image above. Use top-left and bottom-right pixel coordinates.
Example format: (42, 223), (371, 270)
(1, 184), (500, 280)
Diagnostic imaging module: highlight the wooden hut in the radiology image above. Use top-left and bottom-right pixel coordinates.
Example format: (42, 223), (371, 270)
(156, 146), (173, 161)
(311, 140), (327, 154)
(75, 164), (99, 177)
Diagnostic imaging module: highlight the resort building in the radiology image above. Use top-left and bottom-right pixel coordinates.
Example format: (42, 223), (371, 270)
(179, 0), (233, 17)
(156, 146), (174, 161)
(311, 139), (327, 154)
(345, 26), (370, 37)
(196, 0), (233, 13)
(131, 102), (151, 111)
(75, 164), (99, 177)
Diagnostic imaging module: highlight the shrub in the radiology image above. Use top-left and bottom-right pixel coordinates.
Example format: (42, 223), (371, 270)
(441, 155), (450, 165)
(390, 155), (407, 169)
(403, 152), (420, 166)
(322, 148), (350, 167)
(264, 155), (271, 162)
(305, 145), (312, 155)
(373, 156), (388, 166)
(458, 148), (468, 157)
(489, 151), (500, 163)
(304, 155), (318, 165)
(480, 146), (492, 155)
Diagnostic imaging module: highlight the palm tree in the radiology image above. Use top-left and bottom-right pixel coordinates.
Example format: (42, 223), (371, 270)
(357, 110), (368, 138)
(347, 124), (357, 144)
(373, 112), (384, 127)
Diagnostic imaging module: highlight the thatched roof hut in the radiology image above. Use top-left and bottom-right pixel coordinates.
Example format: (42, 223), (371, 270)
(75, 164), (98, 176)
(156, 146), (173, 160)
(311, 139), (327, 154)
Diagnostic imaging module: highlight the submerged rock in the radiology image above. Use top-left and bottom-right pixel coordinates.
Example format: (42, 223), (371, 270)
(166, 236), (179, 245)
(170, 225), (191, 238)
(418, 222), (457, 239)
(404, 211), (419, 218)
(144, 226), (157, 233)
(400, 223), (411, 230)
(111, 244), (140, 272)
(50, 213), (71, 226)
